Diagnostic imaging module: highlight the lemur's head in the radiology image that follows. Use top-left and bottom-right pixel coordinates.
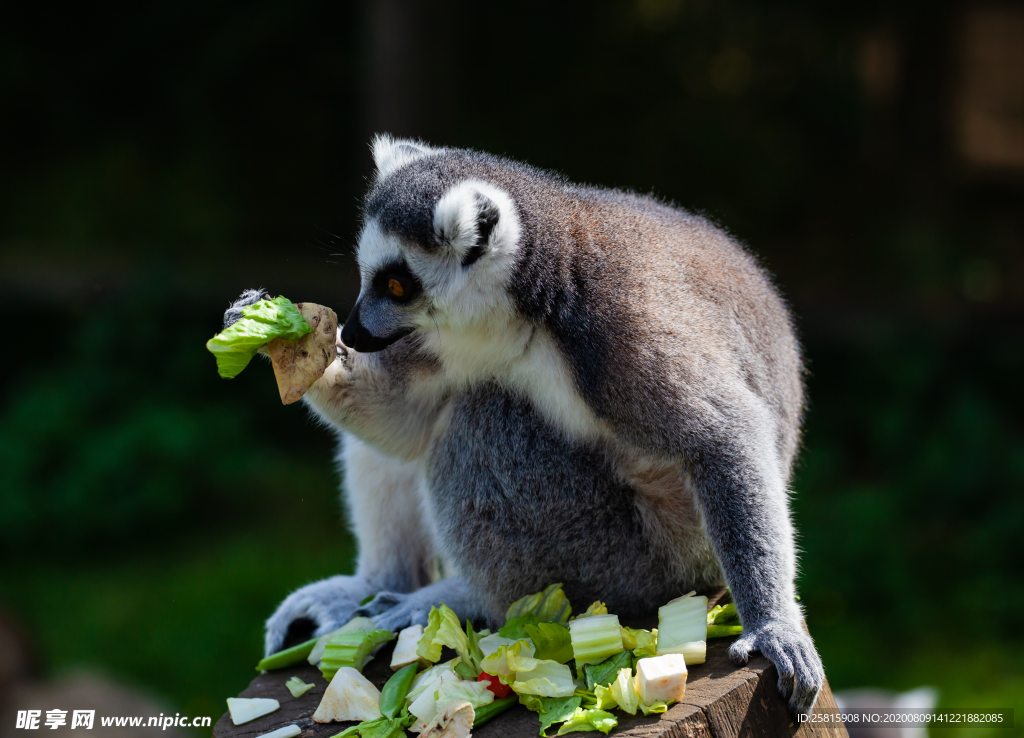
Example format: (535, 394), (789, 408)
(341, 135), (523, 353)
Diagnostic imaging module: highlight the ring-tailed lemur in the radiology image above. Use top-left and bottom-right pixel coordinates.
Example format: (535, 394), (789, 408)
(224, 135), (824, 715)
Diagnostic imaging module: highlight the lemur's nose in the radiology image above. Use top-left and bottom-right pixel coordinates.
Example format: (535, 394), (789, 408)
(340, 300), (414, 353)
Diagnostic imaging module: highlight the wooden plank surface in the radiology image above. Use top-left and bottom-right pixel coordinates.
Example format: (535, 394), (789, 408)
(214, 593), (847, 738)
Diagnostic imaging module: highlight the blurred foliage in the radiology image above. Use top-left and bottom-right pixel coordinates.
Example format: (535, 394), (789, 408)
(1, 0), (1023, 732)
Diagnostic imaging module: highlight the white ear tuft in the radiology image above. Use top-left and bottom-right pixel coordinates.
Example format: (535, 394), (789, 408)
(371, 134), (439, 180)
(433, 180), (521, 267)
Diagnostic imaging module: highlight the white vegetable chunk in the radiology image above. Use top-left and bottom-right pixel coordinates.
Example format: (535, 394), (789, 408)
(409, 672), (458, 723)
(312, 667), (381, 723)
(255, 725), (302, 738)
(226, 697), (280, 725)
(420, 699), (475, 738)
(635, 653), (689, 704)
(391, 624), (427, 671)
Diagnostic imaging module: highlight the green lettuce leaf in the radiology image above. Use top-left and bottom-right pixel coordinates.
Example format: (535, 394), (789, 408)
(520, 695), (583, 737)
(417, 605), (469, 664)
(511, 659), (576, 698)
(334, 712), (414, 738)
(608, 668), (639, 715)
(506, 583), (573, 623)
(524, 622), (573, 664)
(206, 297), (312, 379)
(499, 614), (541, 640)
(466, 619), (486, 672)
(582, 650), (632, 690)
(555, 707), (617, 735)
(620, 626), (658, 658)
(570, 602), (607, 620)
(480, 640), (535, 685)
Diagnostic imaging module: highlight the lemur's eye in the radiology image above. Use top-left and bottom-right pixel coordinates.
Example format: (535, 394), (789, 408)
(388, 278), (405, 298)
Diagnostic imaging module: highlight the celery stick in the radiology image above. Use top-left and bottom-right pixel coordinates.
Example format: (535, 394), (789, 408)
(707, 624), (744, 638)
(319, 629), (396, 680)
(568, 614), (624, 667)
(656, 593), (708, 664)
(256, 637), (318, 672)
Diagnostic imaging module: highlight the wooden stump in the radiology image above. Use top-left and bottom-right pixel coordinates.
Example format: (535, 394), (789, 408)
(214, 592), (847, 738)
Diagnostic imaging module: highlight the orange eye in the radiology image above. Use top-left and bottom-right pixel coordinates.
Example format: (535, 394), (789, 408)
(388, 278), (405, 297)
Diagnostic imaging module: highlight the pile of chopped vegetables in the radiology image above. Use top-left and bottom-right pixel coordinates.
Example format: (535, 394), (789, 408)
(233, 584), (743, 737)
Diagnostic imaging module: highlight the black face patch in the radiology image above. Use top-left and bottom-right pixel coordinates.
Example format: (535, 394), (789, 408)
(371, 259), (423, 304)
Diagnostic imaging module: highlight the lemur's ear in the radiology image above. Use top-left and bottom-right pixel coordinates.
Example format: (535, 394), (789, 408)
(371, 134), (438, 180)
(433, 180), (518, 268)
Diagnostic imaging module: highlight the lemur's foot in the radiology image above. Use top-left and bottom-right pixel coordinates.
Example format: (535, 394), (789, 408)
(354, 576), (486, 633)
(354, 590), (431, 632)
(264, 575), (373, 657)
(224, 288), (271, 329)
(729, 619), (824, 718)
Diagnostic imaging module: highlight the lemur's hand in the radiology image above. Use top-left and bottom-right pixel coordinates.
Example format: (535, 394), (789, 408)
(354, 576), (486, 633)
(223, 288), (271, 329)
(729, 618), (824, 717)
(263, 575), (373, 657)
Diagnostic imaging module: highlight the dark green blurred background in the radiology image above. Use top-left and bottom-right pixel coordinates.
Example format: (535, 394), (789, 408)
(1, 0), (1022, 733)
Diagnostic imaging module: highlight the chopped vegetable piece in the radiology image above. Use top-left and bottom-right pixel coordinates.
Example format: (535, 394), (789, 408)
(409, 672), (459, 723)
(465, 619), (485, 672)
(582, 651), (632, 690)
(524, 622), (573, 664)
(477, 671), (512, 698)
(406, 661), (456, 703)
(635, 653), (688, 704)
(255, 724), (301, 738)
(472, 695), (518, 727)
(707, 624), (744, 638)
(417, 605), (470, 664)
(555, 707), (617, 735)
(285, 676), (315, 698)
(207, 297), (312, 379)
(380, 663), (418, 719)
(477, 633), (520, 659)
(257, 637), (318, 672)
(498, 614), (542, 640)
(707, 603), (740, 625)
(619, 626), (658, 658)
(511, 659), (576, 698)
(421, 699), (475, 738)
(656, 592), (708, 665)
(266, 302), (338, 404)
(312, 667), (381, 723)
(320, 629), (396, 680)
(391, 624), (428, 671)
(609, 668), (639, 715)
(571, 602), (608, 620)
(480, 640), (535, 685)
(334, 712), (415, 738)
(523, 695), (582, 737)
(308, 617), (376, 666)
(568, 614), (624, 667)
(226, 697), (280, 725)
(454, 661), (478, 681)
(433, 678), (494, 714)
(506, 583), (573, 623)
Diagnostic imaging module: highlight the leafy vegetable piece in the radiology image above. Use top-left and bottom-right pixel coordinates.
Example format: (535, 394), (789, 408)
(568, 614), (624, 667)
(477, 633), (519, 659)
(226, 697), (280, 725)
(506, 583), (573, 623)
(582, 650), (632, 691)
(524, 622), (574, 664)
(454, 661), (478, 681)
(257, 637), (318, 671)
(480, 640), (536, 685)
(656, 592), (708, 664)
(466, 619), (486, 673)
(435, 678), (495, 712)
(608, 668), (639, 715)
(574, 689), (598, 710)
(406, 661), (456, 703)
(592, 684), (617, 712)
(417, 605), (470, 664)
(555, 707), (617, 735)
(408, 672), (459, 723)
(707, 603), (740, 625)
(473, 695), (518, 727)
(334, 712), (415, 738)
(571, 602), (608, 620)
(707, 625), (744, 638)
(524, 695), (582, 737)
(619, 626), (658, 658)
(320, 629), (396, 681)
(511, 659), (576, 698)
(206, 297), (312, 379)
(380, 663), (418, 719)
(285, 676), (315, 698)
(499, 614), (541, 640)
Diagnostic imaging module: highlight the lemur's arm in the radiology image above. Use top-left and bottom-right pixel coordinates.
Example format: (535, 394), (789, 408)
(685, 397), (824, 716)
(223, 290), (442, 654)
